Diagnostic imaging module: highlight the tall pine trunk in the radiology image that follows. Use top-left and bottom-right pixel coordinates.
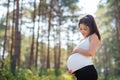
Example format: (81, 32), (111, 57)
(2, 0), (10, 68)
(47, 0), (53, 68)
(11, 0), (21, 75)
(28, 0), (36, 69)
(35, 0), (42, 69)
(114, 0), (120, 74)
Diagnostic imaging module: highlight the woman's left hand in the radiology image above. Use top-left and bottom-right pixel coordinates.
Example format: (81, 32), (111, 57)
(72, 48), (80, 54)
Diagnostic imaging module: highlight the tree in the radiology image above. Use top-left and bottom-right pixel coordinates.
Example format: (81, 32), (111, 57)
(11, 0), (21, 75)
(96, 0), (120, 78)
(2, 0), (10, 68)
(108, 0), (120, 75)
(0, 0), (80, 72)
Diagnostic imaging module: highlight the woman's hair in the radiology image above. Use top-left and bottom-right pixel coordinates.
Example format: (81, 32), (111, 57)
(78, 14), (101, 40)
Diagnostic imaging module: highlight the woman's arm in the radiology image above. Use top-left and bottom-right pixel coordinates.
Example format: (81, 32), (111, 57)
(72, 34), (100, 57)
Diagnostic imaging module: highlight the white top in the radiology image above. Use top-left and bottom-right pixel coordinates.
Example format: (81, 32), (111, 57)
(66, 36), (93, 73)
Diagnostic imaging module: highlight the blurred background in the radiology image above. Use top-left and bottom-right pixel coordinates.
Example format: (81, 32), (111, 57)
(0, 0), (120, 80)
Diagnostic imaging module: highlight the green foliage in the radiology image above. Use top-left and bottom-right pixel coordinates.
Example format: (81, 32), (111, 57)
(1, 67), (120, 80)
(61, 0), (79, 7)
(96, 0), (120, 77)
(98, 75), (120, 80)
(0, 17), (5, 43)
(38, 68), (75, 80)
(0, 18), (5, 31)
(0, 67), (75, 80)
(0, 68), (40, 80)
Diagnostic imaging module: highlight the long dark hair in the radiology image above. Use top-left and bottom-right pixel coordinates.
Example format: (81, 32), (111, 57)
(78, 14), (101, 40)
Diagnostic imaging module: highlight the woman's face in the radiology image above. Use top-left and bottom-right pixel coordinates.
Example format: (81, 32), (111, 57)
(79, 24), (90, 37)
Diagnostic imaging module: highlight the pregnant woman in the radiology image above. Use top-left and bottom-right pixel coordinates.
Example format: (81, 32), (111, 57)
(67, 14), (101, 80)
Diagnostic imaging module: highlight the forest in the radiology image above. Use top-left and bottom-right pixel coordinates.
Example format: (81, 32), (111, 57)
(0, 0), (120, 80)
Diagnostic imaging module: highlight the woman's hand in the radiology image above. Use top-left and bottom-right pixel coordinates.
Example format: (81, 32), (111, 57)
(72, 48), (80, 54)
(72, 48), (91, 57)
(67, 69), (74, 76)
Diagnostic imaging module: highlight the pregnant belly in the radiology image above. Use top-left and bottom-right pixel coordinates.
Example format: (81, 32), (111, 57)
(67, 53), (92, 73)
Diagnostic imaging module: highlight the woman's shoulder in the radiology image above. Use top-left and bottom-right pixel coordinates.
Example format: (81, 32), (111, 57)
(90, 33), (98, 38)
(89, 33), (100, 42)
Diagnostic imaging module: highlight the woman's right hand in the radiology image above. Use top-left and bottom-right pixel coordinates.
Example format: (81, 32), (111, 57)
(67, 69), (75, 76)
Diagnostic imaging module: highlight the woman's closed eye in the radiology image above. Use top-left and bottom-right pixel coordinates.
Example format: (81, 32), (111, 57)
(80, 28), (88, 31)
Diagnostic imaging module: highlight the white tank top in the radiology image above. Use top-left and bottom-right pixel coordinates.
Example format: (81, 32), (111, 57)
(66, 36), (93, 73)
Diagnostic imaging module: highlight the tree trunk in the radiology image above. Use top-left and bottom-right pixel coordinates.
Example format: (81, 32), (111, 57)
(115, 0), (120, 60)
(114, 0), (120, 74)
(28, 0), (36, 69)
(47, 0), (52, 68)
(10, 7), (15, 65)
(11, 0), (20, 75)
(35, 0), (41, 69)
(54, 44), (57, 68)
(40, 0), (46, 69)
(2, 0), (10, 68)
